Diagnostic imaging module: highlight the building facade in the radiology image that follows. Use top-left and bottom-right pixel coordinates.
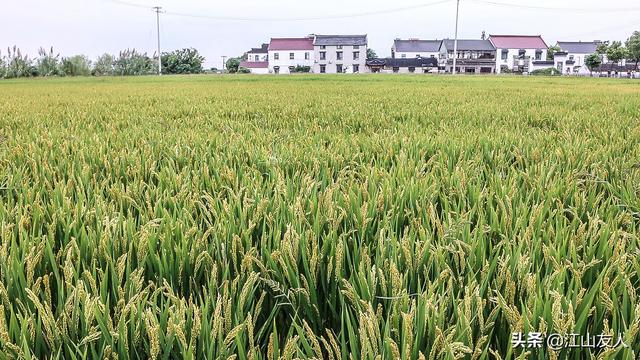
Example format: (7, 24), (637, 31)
(554, 41), (600, 75)
(313, 35), (368, 74)
(439, 39), (497, 74)
(268, 37), (314, 74)
(239, 43), (269, 74)
(391, 39), (441, 59)
(488, 35), (548, 74)
(366, 57), (439, 73)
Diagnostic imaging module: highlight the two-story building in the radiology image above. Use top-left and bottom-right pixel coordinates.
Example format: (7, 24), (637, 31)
(391, 39), (441, 59)
(488, 35), (548, 74)
(439, 39), (496, 74)
(554, 41), (601, 75)
(239, 43), (269, 74)
(313, 35), (368, 74)
(268, 37), (314, 74)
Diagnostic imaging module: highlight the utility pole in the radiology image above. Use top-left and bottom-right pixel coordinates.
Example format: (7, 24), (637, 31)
(221, 56), (227, 72)
(452, 0), (460, 75)
(153, 6), (163, 76)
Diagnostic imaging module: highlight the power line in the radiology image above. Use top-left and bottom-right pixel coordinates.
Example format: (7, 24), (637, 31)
(103, 0), (453, 21)
(558, 18), (640, 39)
(104, 0), (151, 9)
(467, 0), (640, 13)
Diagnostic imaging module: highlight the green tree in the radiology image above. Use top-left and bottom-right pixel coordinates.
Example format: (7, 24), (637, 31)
(36, 47), (61, 76)
(92, 54), (116, 76)
(161, 48), (205, 74)
(225, 57), (241, 73)
(606, 41), (627, 66)
(596, 41), (609, 55)
(585, 53), (602, 76)
(547, 45), (560, 60)
(625, 31), (640, 69)
(367, 48), (377, 60)
(114, 49), (154, 76)
(0, 51), (6, 78)
(61, 55), (91, 76)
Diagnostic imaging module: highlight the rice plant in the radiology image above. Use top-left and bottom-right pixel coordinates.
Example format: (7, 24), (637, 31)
(0, 75), (638, 359)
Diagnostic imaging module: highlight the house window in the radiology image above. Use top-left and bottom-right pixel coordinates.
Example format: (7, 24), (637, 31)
(353, 45), (360, 49)
(337, 45), (343, 49)
(289, 66), (295, 73)
(353, 64), (359, 73)
(336, 64), (343, 73)
(254, 55), (259, 61)
(320, 45), (326, 49)
(393, 67), (399, 73)
(569, 55), (574, 60)
(273, 66), (280, 74)
(305, 52), (309, 60)
(401, 54), (407, 58)
(518, 50), (526, 59)
(289, 53), (294, 60)
(320, 65), (326, 73)
(535, 50), (542, 60)
(337, 52), (343, 60)
(353, 52), (360, 60)
(409, 67), (415, 73)
(274, 53), (279, 60)
(320, 52), (326, 60)
(501, 50), (508, 60)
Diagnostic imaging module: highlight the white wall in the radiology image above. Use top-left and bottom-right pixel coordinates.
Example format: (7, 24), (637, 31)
(248, 67), (269, 75)
(268, 50), (313, 74)
(313, 45), (367, 74)
(495, 48), (547, 73)
(247, 53), (268, 62)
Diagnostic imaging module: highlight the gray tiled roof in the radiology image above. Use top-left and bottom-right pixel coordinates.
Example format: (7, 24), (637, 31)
(314, 35), (367, 46)
(394, 40), (441, 53)
(557, 41), (598, 54)
(247, 44), (269, 54)
(441, 39), (496, 51)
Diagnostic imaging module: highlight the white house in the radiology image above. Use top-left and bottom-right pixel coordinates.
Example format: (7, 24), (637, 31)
(239, 43), (269, 74)
(313, 35), (368, 74)
(488, 35), (548, 74)
(268, 37), (314, 74)
(391, 39), (441, 59)
(554, 41), (600, 75)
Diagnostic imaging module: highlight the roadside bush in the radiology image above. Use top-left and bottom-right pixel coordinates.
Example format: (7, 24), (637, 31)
(530, 67), (561, 76)
(161, 48), (204, 74)
(61, 55), (91, 76)
(92, 53), (116, 76)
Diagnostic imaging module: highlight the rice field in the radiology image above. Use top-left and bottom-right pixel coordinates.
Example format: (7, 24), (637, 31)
(0, 75), (639, 359)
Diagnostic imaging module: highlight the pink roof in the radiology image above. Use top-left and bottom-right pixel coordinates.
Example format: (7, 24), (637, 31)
(240, 61), (268, 69)
(489, 35), (548, 49)
(268, 37), (314, 51)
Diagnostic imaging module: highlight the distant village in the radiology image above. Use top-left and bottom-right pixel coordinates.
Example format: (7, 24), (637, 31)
(238, 33), (639, 77)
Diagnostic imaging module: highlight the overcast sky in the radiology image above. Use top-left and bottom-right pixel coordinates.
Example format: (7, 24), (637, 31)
(1, 0), (638, 68)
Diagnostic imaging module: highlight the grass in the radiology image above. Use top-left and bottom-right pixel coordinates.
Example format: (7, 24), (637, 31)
(0, 74), (639, 359)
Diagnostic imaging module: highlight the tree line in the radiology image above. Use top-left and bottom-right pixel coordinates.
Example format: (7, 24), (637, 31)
(0, 47), (205, 79)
